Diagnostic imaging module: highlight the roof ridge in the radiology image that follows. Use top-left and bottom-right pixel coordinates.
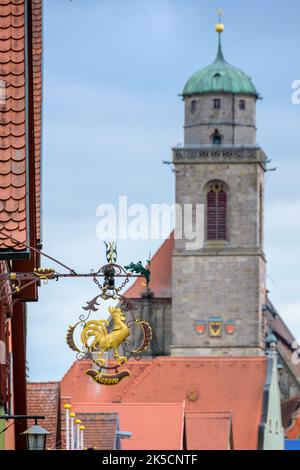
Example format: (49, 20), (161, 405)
(142, 356), (266, 363)
(186, 411), (232, 416)
(27, 381), (59, 385)
(72, 402), (185, 410)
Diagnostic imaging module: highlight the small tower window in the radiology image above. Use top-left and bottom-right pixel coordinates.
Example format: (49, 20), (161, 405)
(239, 99), (246, 110)
(211, 129), (222, 145)
(213, 98), (221, 109)
(207, 182), (227, 240)
(190, 99), (197, 114)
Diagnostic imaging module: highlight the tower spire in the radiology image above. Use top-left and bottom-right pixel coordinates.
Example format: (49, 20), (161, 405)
(215, 9), (225, 61)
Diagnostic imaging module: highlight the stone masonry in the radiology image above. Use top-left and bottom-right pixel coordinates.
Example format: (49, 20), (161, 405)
(184, 93), (257, 145)
(171, 87), (268, 356)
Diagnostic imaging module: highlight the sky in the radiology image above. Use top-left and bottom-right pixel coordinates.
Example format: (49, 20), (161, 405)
(27, 0), (300, 381)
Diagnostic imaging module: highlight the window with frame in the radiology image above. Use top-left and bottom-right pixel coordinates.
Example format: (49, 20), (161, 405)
(207, 182), (227, 240)
(239, 99), (246, 110)
(213, 98), (221, 109)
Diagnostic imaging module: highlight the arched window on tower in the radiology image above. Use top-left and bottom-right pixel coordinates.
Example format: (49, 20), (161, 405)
(207, 182), (227, 240)
(211, 129), (222, 145)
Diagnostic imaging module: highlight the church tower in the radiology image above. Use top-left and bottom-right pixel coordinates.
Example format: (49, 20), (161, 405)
(171, 21), (267, 356)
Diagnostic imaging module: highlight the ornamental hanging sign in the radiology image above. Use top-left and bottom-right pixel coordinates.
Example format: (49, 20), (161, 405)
(0, 233), (153, 386)
(66, 243), (153, 385)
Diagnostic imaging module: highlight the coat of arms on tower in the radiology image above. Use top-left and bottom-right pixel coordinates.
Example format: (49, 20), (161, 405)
(209, 317), (222, 337)
(225, 320), (235, 334)
(66, 243), (152, 385)
(195, 321), (206, 335)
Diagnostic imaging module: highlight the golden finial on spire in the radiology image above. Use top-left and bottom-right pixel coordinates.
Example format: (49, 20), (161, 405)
(215, 9), (224, 33)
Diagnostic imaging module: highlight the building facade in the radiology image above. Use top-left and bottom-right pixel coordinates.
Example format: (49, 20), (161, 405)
(0, 0), (43, 450)
(125, 23), (300, 400)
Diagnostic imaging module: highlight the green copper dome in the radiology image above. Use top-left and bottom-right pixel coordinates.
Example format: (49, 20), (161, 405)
(182, 36), (258, 97)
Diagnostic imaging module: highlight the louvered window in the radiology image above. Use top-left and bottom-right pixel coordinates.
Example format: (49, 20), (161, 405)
(207, 182), (227, 240)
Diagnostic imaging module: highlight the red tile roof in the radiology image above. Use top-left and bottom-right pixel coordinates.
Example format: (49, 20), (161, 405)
(32, 0), (42, 243)
(61, 359), (150, 404)
(73, 412), (118, 450)
(124, 233), (174, 298)
(106, 357), (265, 450)
(0, 0), (42, 251)
(0, 0), (27, 249)
(63, 357), (267, 450)
(72, 403), (185, 450)
(185, 412), (232, 450)
(27, 382), (60, 450)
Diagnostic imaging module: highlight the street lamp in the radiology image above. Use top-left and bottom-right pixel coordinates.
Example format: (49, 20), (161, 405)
(21, 419), (51, 451)
(0, 415), (50, 451)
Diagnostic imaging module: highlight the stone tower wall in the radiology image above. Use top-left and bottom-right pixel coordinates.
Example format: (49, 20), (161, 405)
(171, 79), (267, 357)
(171, 155), (266, 356)
(184, 94), (257, 145)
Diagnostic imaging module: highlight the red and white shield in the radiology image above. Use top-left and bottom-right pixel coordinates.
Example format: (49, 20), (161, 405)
(195, 322), (206, 335)
(225, 321), (235, 334)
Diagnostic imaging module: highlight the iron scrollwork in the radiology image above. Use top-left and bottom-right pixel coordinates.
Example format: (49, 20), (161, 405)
(66, 242), (152, 386)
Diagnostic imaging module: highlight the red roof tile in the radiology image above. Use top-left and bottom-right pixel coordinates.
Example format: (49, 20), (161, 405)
(27, 382), (60, 450)
(0, 0), (26, 249)
(124, 232), (174, 298)
(185, 412), (232, 450)
(108, 357), (265, 450)
(32, 0), (42, 243)
(72, 403), (185, 450)
(0, 0), (42, 251)
(62, 357), (267, 450)
(61, 359), (150, 404)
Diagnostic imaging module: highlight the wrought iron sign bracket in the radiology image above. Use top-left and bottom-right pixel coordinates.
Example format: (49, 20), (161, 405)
(0, 233), (153, 386)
